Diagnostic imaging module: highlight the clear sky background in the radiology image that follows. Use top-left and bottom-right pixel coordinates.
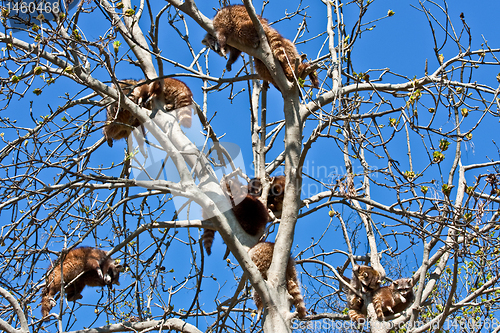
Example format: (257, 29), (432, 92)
(2, 0), (500, 330)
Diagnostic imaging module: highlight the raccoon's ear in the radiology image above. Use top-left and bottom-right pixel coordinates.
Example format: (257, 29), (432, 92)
(353, 265), (360, 273)
(114, 259), (124, 272)
(407, 278), (413, 285)
(393, 280), (399, 287)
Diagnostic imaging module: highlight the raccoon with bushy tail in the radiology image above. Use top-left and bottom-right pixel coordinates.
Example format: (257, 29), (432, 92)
(248, 241), (307, 319)
(202, 5), (319, 89)
(40, 247), (122, 320)
(103, 78), (193, 146)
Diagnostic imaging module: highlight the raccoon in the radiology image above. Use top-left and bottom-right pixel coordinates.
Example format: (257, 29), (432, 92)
(248, 241), (307, 319)
(352, 265), (382, 293)
(103, 79), (146, 147)
(203, 5), (319, 89)
(202, 177), (269, 255)
(373, 278), (414, 320)
(347, 265), (381, 323)
(202, 33), (242, 72)
(103, 78), (193, 147)
(41, 247), (122, 320)
(146, 78), (194, 128)
(247, 177), (263, 196)
(253, 37), (318, 89)
(248, 175), (286, 215)
(347, 295), (365, 323)
(342, 274), (363, 322)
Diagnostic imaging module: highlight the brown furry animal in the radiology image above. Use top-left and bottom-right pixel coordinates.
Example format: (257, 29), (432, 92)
(103, 79), (145, 147)
(203, 5), (318, 89)
(248, 241), (307, 319)
(253, 37), (318, 89)
(248, 175), (286, 216)
(347, 265), (381, 323)
(147, 78), (194, 128)
(202, 33), (243, 72)
(347, 294), (366, 323)
(247, 177), (263, 197)
(103, 78), (193, 147)
(41, 247), (122, 320)
(373, 278), (414, 320)
(351, 265), (382, 293)
(202, 177), (269, 255)
(348, 278), (414, 322)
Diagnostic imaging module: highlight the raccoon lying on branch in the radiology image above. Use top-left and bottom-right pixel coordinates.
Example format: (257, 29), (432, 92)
(202, 5), (319, 90)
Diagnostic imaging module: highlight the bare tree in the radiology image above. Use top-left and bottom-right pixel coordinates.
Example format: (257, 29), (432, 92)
(0, 0), (499, 332)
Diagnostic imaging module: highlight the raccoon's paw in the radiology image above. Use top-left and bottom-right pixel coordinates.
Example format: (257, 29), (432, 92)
(96, 267), (104, 280)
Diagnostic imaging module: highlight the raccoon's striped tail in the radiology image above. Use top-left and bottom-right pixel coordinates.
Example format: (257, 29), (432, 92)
(202, 229), (216, 255)
(287, 258), (307, 319)
(176, 106), (193, 128)
(373, 297), (386, 320)
(348, 308), (366, 323)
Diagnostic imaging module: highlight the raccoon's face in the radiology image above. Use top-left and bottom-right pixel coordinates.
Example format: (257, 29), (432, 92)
(131, 84), (151, 109)
(354, 265), (381, 292)
(222, 177), (247, 205)
(202, 34), (225, 57)
(111, 81), (139, 107)
(104, 263), (123, 286)
(393, 278), (413, 296)
(247, 178), (263, 197)
(349, 295), (364, 310)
